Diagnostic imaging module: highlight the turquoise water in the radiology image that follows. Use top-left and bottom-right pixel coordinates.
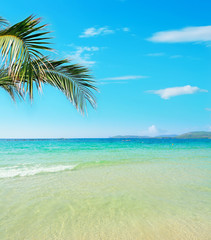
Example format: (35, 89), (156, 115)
(0, 139), (211, 239)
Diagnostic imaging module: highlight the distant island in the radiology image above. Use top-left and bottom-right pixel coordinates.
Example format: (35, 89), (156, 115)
(111, 131), (211, 139)
(176, 131), (211, 139)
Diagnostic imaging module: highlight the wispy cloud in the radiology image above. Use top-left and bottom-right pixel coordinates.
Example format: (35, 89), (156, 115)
(146, 52), (165, 57)
(98, 81), (128, 85)
(80, 27), (114, 38)
(80, 26), (130, 38)
(122, 27), (130, 32)
(205, 108), (211, 111)
(98, 75), (148, 85)
(148, 26), (211, 43)
(145, 53), (184, 59)
(66, 46), (100, 66)
(102, 75), (147, 81)
(148, 85), (208, 99)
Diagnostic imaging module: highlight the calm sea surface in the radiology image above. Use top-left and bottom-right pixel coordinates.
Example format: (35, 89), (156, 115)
(0, 139), (210, 239)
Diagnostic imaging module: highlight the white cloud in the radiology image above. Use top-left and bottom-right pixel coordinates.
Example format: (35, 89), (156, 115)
(148, 26), (211, 43)
(80, 27), (114, 38)
(67, 46), (100, 66)
(205, 108), (211, 111)
(146, 52), (165, 57)
(145, 53), (184, 59)
(148, 85), (208, 99)
(148, 125), (159, 136)
(140, 125), (167, 137)
(97, 81), (128, 85)
(80, 26), (131, 38)
(122, 27), (130, 32)
(102, 75), (148, 81)
(99, 75), (148, 85)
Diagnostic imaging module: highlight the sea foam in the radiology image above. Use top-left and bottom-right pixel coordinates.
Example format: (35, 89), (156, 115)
(0, 164), (76, 179)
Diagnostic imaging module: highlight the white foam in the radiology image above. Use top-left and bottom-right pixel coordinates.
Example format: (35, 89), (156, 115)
(0, 165), (76, 179)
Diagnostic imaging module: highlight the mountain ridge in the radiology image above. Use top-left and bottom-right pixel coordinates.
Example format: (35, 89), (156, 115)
(111, 131), (211, 139)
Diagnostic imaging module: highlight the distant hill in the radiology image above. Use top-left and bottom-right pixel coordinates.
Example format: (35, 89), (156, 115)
(176, 131), (211, 139)
(110, 131), (211, 139)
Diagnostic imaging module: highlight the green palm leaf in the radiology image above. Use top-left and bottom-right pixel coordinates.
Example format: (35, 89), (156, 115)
(0, 58), (97, 113)
(0, 17), (8, 28)
(0, 15), (52, 98)
(0, 68), (23, 100)
(43, 59), (97, 113)
(0, 15), (97, 113)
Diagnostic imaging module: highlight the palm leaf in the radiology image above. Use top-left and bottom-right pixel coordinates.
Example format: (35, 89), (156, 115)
(43, 59), (98, 113)
(1, 58), (98, 112)
(0, 15), (52, 98)
(0, 17), (8, 28)
(0, 16), (98, 113)
(0, 68), (23, 100)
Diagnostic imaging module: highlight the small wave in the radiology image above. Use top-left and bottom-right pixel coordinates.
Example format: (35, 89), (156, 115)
(0, 165), (77, 179)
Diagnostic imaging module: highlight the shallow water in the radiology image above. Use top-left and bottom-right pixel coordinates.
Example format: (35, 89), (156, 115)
(0, 139), (210, 239)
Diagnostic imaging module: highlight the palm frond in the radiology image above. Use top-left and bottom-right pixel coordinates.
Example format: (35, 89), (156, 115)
(1, 58), (98, 112)
(0, 68), (23, 100)
(24, 58), (97, 113)
(0, 16), (98, 113)
(0, 15), (52, 97)
(45, 60), (97, 113)
(0, 17), (8, 28)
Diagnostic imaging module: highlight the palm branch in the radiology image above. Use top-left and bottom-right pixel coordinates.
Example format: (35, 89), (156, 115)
(0, 17), (8, 27)
(0, 15), (52, 98)
(0, 58), (97, 112)
(0, 15), (97, 112)
(0, 68), (23, 100)
(43, 59), (97, 112)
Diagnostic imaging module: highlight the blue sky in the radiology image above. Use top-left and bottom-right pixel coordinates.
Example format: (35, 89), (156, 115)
(0, 0), (211, 138)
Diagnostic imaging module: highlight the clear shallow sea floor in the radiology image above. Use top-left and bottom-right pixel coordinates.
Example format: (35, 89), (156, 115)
(0, 139), (210, 240)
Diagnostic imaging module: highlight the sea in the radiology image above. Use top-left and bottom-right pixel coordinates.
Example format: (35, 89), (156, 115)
(0, 138), (210, 240)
